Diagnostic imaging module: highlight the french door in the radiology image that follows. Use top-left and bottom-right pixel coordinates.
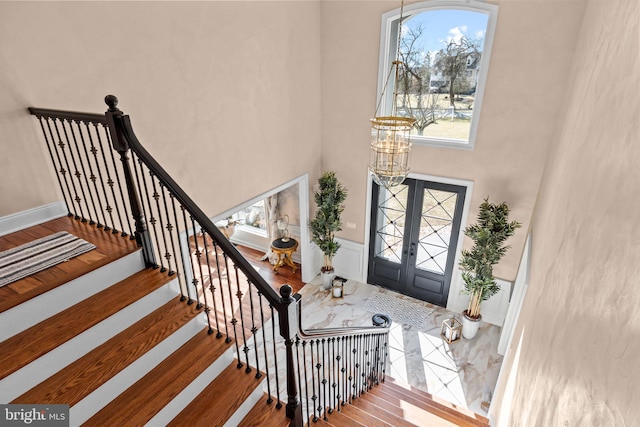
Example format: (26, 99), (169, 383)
(367, 179), (466, 307)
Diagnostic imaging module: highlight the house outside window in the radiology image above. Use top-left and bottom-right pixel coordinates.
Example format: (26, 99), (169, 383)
(378, 0), (498, 149)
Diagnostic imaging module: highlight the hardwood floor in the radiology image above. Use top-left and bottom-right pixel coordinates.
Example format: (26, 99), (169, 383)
(232, 244), (305, 294)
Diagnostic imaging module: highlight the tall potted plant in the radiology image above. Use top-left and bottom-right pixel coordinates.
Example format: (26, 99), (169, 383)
(310, 171), (348, 289)
(459, 198), (521, 339)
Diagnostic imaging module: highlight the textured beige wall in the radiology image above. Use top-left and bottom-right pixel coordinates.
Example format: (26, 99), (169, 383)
(0, 1), (322, 219)
(2, 0), (588, 281)
(492, 0), (640, 424)
(320, 0), (584, 280)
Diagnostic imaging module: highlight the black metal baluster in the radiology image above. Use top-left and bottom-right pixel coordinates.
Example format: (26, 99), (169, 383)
(233, 266), (249, 371)
(169, 195), (189, 300)
(86, 123), (112, 230)
(75, 120), (105, 228)
(382, 333), (389, 382)
(37, 116), (73, 216)
(352, 335), (358, 400)
(294, 337), (302, 412)
(92, 124), (117, 231)
(52, 118), (83, 220)
(321, 338), (328, 421)
(245, 278), (262, 377)
(142, 174), (165, 272)
(365, 334), (371, 391)
(181, 209), (198, 304)
(269, 303), (283, 408)
(63, 119), (92, 224)
(336, 337), (343, 410)
(190, 222), (206, 310)
(201, 231), (222, 336)
(211, 240), (232, 343)
(258, 291), (273, 402)
(104, 129), (131, 236)
(356, 335), (362, 396)
(302, 340), (310, 420)
(330, 337), (337, 413)
(221, 253), (241, 359)
(95, 125), (121, 234)
(316, 339), (323, 419)
(151, 178), (171, 273)
(310, 339), (318, 423)
(194, 229), (214, 335)
(160, 186), (179, 276)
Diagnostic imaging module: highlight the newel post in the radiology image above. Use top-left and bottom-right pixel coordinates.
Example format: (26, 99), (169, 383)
(279, 285), (302, 427)
(104, 95), (157, 268)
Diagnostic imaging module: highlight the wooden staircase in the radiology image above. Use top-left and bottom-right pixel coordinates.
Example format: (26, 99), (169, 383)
(0, 216), (490, 426)
(0, 217), (285, 426)
(318, 379), (489, 426)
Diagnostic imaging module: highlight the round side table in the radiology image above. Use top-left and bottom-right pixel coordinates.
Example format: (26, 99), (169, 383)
(271, 238), (298, 273)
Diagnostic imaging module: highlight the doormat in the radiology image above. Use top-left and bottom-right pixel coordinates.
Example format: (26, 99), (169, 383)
(365, 293), (435, 330)
(0, 231), (96, 287)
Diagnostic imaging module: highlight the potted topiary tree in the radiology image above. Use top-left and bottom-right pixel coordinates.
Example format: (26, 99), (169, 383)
(459, 198), (521, 339)
(310, 170), (348, 289)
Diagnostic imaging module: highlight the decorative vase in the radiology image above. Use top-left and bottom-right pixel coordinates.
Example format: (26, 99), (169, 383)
(461, 310), (482, 339)
(321, 268), (335, 290)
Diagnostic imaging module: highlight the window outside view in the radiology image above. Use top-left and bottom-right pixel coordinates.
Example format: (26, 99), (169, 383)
(231, 200), (266, 234)
(390, 6), (492, 145)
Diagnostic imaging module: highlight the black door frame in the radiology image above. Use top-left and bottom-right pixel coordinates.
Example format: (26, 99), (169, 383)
(365, 174), (471, 307)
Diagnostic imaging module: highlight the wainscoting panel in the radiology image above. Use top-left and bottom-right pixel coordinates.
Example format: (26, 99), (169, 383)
(446, 269), (511, 327)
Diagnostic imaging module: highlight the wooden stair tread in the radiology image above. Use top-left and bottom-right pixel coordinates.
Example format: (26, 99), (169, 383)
(239, 393), (289, 427)
(348, 393), (418, 427)
(0, 268), (173, 381)
(383, 379), (489, 425)
(12, 296), (200, 405)
(359, 390), (462, 427)
(167, 361), (265, 426)
(338, 402), (393, 427)
(321, 407), (366, 426)
(368, 384), (488, 427)
(0, 216), (139, 313)
(85, 327), (233, 426)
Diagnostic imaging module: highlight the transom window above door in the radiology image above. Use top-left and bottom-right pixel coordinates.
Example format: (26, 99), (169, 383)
(377, 0), (498, 149)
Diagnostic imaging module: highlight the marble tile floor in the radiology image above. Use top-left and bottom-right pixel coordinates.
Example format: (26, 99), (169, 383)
(295, 276), (504, 416)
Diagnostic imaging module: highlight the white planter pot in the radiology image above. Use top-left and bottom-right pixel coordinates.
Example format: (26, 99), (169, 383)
(321, 269), (335, 290)
(461, 310), (482, 339)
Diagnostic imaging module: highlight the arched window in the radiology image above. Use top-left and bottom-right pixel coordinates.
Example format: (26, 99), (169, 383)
(377, 0), (498, 149)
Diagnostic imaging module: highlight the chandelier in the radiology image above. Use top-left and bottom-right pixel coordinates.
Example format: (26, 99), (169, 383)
(369, 0), (415, 188)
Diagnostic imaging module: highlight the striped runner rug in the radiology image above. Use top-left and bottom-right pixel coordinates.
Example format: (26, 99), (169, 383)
(0, 231), (96, 287)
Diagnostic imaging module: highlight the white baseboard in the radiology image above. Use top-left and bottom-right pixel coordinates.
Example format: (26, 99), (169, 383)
(0, 201), (67, 237)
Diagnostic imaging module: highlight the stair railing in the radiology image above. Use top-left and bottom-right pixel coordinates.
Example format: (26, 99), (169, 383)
(28, 95), (391, 427)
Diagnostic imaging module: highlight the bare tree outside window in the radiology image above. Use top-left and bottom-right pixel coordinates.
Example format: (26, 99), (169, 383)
(381, 3), (496, 146)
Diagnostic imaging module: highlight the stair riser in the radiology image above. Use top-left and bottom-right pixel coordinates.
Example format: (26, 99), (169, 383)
(145, 344), (236, 427)
(0, 250), (145, 341)
(0, 277), (179, 403)
(224, 382), (268, 427)
(72, 314), (208, 426)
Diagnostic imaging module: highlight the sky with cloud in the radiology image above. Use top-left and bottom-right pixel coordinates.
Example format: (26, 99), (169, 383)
(403, 9), (489, 55)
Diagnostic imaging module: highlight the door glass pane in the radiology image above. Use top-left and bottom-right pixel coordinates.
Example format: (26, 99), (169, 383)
(415, 189), (458, 274)
(375, 184), (408, 263)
